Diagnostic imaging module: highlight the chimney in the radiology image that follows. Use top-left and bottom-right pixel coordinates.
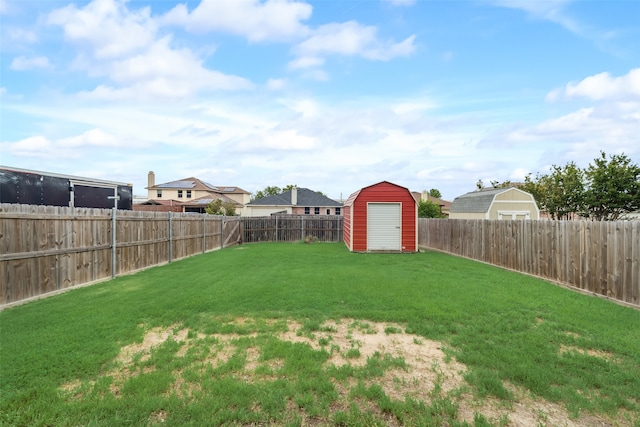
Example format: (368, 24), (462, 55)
(148, 171), (155, 188)
(291, 186), (297, 205)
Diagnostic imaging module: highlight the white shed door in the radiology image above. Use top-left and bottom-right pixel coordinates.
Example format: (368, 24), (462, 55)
(367, 203), (401, 251)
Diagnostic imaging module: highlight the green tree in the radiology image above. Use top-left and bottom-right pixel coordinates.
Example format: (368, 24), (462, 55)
(205, 199), (236, 216)
(428, 188), (442, 198)
(252, 186), (282, 201)
(520, 174), (543, 205)
(490, 180), (512, 189)
(582, 152), (640, 221)
(534, 162), (585, 220)
(252, 185), (301, 201)
(418, 199), (445, 218)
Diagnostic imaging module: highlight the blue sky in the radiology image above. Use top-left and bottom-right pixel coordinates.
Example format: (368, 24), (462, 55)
(1, 0), (639, 201)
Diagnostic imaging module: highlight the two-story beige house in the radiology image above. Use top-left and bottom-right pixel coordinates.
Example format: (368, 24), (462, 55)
(144, 171), (251, 214)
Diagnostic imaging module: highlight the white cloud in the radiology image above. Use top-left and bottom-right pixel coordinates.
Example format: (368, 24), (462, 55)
(6, 136), (53, 157)
(58, 128), (121, 147)
(549, 68), (640, 101)
(294, 21), (415, 61)
(382, 0), (417, 6)
(392, 101), (436, 115)
(299, 69), (329, 82)
(10, 56), (52, 70)
(45, 0), (252, 100)
(161, 0), (312, 42)
(495, 103), (640, 167)
(266, 78), (286, 90)
(78, 36), (252, 100)
(287, 99), (319, 118)
(487, 0), (624, 54)
(6, 27), (38, 44)
(287, 56), (324, 70)
(5, 128), (152, 161)
(236, 129), (316, 151)
(0, 0), (10, 14)
(47, 0), (156, 59)
(488, 0), (579, 33)
(489, 0), (572, 17)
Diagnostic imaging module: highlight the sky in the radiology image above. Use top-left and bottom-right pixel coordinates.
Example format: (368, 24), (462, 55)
(1, 0), (639, 202)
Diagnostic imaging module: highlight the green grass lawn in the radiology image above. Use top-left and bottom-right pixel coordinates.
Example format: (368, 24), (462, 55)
(1, 242), (639, 426)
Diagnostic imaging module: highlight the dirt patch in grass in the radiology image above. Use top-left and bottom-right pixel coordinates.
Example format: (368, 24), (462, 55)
(58, 318), (633, 426)
(279, 318), (466, 402)
(559, 344), (616, 362)
(116, 324), (189, 364)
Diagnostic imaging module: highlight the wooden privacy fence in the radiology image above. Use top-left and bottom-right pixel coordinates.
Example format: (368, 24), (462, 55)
(418, 218), (639, 307)
(242, 215), (343, 243)
(0, 204), (241, 306)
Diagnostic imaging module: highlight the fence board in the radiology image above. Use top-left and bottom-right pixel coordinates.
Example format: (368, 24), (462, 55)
(242, 215), (343, 244)
(0, 204), (241, 306)
(418, 218), (639, 308)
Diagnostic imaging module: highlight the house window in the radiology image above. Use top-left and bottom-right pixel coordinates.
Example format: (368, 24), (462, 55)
(314, 207), (320, 215)
(186, 190), (192, 198)
(178, 190), (183, 198)
(157, 190), (162, 198)
(326, 209), (330, 215)
(335, 207), (341, 215)
(304, 207), (310, 215)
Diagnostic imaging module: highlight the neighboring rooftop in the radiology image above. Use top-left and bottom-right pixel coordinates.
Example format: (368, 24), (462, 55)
(146, 174), (249, 194)
(450, 187), (516, 213)
(182, 194), (240, 206)
(248, 187), (342, 207)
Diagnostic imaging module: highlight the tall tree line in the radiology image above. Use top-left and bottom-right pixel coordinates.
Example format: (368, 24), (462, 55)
(520, 152), (640, 221)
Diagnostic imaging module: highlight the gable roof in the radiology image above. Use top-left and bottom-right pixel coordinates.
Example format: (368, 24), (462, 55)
(344, 181), (414, 207)
(411, 191), (452, 209)
(450, 187), (526, 213)
(247, 187), (342, 207)
(138, 199), (183, 206)
(147, 177), (249, 194)
(181, 192), (240, 207)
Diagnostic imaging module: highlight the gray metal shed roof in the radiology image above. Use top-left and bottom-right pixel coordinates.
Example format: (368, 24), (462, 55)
(450, 188), (509, 213)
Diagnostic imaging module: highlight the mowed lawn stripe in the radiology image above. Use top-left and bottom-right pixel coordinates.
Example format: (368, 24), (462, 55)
(1, 242), (638, 426)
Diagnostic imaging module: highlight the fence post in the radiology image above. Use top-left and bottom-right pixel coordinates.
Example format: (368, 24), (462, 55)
(203, 214), (206, 253)
(168, 212), (173, 263)
(111, 207), (117, 278)
(275, 216), (279, 242)
(302, 216), (305, 239)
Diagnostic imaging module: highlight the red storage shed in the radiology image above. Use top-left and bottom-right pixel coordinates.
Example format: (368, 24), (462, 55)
(343, 181), (418, 253)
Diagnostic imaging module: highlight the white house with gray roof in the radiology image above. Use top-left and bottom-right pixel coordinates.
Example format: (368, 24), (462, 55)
(244, 187), (343, 217)
(449, 187), (540, 220)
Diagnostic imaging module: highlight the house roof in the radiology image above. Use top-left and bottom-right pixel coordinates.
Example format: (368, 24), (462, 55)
(450, 187), (518, 213)
(411, 191), (452, 209)
(181, 192), (241, 207)
(139, 199), (183, 206)
(147, 177), (249, 194)
(247, 187), (342, 207)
